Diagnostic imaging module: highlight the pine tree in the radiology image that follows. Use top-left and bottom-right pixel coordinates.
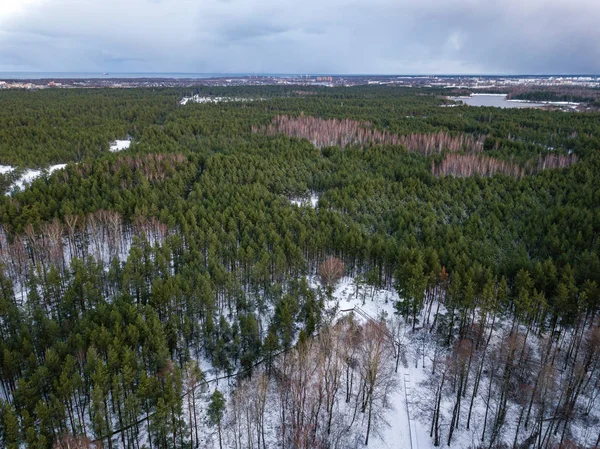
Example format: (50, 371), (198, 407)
(208, 389), (226, 449)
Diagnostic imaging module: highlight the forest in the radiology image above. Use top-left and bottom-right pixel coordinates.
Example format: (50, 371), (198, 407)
(0, 85), (599, 449)
(506, 87), (600, 106)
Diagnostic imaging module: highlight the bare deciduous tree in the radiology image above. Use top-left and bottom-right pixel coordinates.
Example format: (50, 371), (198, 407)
(53, 433), (97, 449)
(253, 115), (485, 154)
(319, 256), (345, 288)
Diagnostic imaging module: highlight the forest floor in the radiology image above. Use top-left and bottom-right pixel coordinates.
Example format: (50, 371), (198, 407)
(320, 277), (599, 449)
(322, 277), (431, 449)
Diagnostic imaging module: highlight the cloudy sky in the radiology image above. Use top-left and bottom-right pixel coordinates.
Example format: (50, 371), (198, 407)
(0, 0), (599, 74)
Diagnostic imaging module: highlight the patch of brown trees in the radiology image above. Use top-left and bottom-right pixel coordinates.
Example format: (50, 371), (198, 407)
(255, 115), (577, 178)
(319, 256), (345, 288)
(67, 153), (188, 185)
(432, 153), (578, 178)
(224, 316), (398, 449)
(0, 212), (170, 305)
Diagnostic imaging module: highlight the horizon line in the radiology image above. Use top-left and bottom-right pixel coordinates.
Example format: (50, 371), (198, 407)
(1, 71), (599, 78)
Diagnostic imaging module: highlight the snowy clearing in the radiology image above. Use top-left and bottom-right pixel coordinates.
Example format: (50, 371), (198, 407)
(10, 164), (67, 192)
(109, 139), (132, 152)
(290, 193), (320, 208)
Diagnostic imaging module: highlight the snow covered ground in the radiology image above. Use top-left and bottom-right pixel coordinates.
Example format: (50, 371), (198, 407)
(318, 277), (426, 449)
(122, 273), (572, 449)
(290, 193), (320, 208)
(109, 139), (131, 152)
(4, 164), (67, 193)
(307, 276), (600, 449)
(450, 94), (581, 110)
(1, 215), (594, 449)
(180, 95), (263, 105)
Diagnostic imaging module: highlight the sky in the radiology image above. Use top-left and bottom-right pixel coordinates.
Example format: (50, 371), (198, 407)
(0, 0), (599, 75)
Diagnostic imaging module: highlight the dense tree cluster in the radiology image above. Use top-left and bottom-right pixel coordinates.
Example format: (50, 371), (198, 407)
(506, 86), (600, 104)
(0, 89), (186, 167)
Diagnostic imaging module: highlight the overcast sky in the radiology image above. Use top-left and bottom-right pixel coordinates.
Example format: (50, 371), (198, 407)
(0, 0), (599, 75)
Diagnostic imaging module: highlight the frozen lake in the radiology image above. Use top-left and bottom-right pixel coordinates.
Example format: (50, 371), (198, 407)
(449, 94), (546, 108)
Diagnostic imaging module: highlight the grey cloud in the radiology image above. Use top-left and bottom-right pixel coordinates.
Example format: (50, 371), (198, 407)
(0, 0), (598, 74)
(216, 21), (290, 42)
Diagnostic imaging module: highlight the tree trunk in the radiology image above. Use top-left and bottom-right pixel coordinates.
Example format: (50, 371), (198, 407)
(217, 419), (223, 449)
(365, 395), (374, 445)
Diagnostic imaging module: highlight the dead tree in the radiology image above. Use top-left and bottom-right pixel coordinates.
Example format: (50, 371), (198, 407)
(319, 256), (345, 288)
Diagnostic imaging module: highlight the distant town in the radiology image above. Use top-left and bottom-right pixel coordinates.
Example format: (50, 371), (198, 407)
(1, 74), (599, 90)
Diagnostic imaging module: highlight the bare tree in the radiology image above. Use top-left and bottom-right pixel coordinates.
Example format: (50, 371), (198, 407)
(53, 433), (97, 449)
(359, 321), (397, 445)
(319, 256), (345, 288)
(254, 115), (485, 154)
(64, 215), (79, 259)
(185, 361), (204, 448)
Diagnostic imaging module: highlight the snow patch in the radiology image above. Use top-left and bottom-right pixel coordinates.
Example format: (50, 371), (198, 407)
(9, 164), (67, 193)
(49, 164), (67, 172)
(12, 169), (41, 191)
(109, 139), (131, 152)
(290, 193), (320, 209)
(180, 95), (263, 105)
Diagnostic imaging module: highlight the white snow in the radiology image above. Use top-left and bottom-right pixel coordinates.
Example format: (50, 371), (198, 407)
(313, 276), (600, 449)
(450, 94), (580, 110)
(49, 164), (67, 172)
(12, 169), (41, 191)
(305, 275), (438, 449)
(3, 136), (133, 194)
(290, 193), (320, 208)
(9, 164), (67, 193)
(506, 99), (580, 107)
(109, 139), (131, 152)
(0, 225), (594, 449)
(180, 95), (263, 105)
